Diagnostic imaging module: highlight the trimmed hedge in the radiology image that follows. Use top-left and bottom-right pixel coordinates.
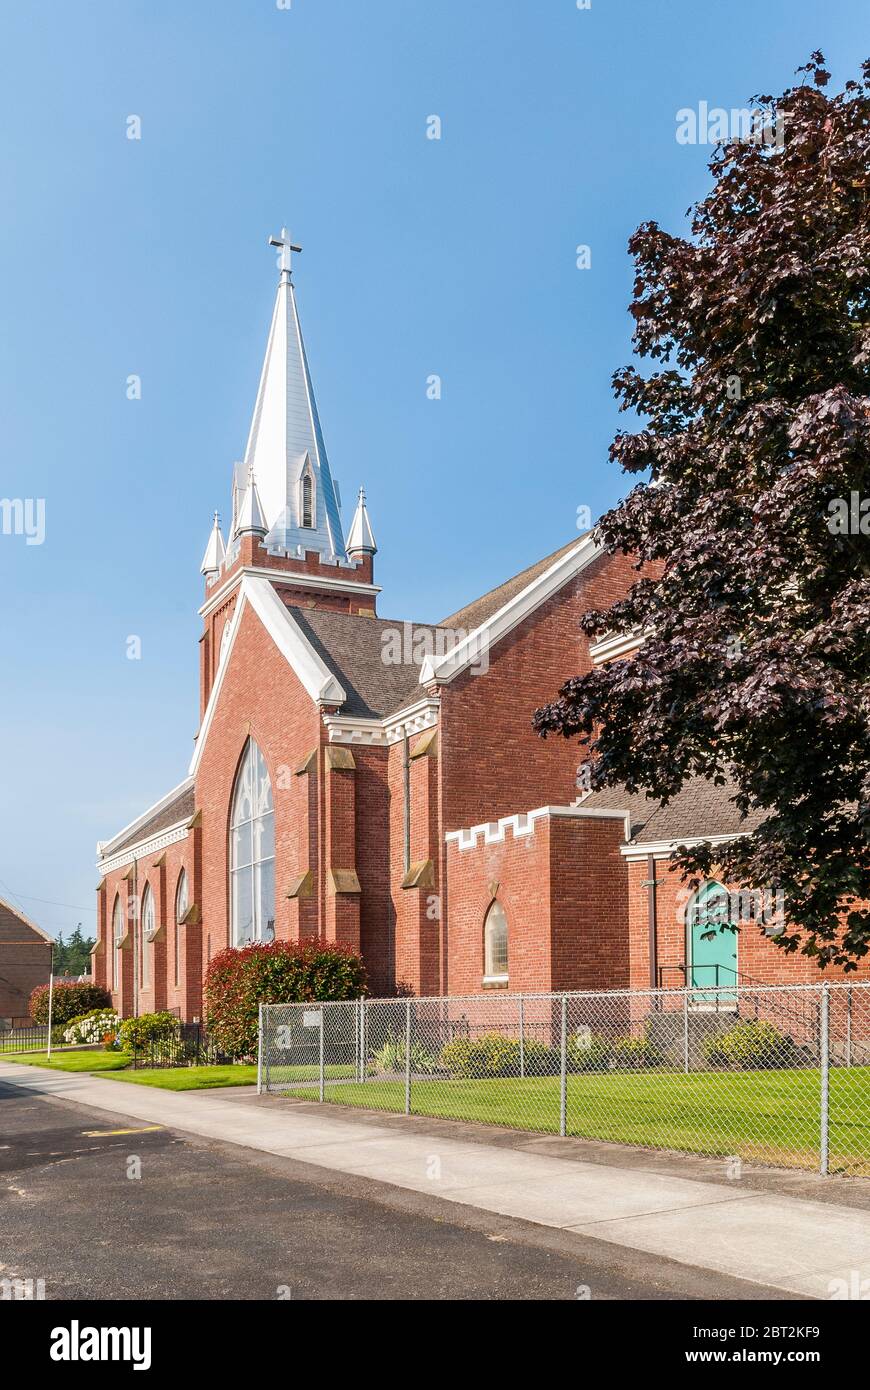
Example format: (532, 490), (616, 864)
(119, 1011), (180, 1052)
(702, 1019), (796, 1070)
(204, 939), (367, 1059)
(29, 981), (111, 1026)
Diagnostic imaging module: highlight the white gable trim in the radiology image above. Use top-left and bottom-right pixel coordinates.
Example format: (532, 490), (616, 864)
(96, 821), (190, 876)
(188, 576), (346, 777)
(419, 532), (602, 687)
(97, 776), (195, 860)
(322, 696), (440, 747)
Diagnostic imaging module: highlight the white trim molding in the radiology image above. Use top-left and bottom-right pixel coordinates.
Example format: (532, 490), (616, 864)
(97, 821), (190, 876)
(97, 776), (194, 861)
(322, 697), (440, 747)
(189, 575), (346, 777)
(420, 532), (602, 687)
(620, 832), (742, 861)
(589, 629), (646, 665)
(446, 803), (632, 852)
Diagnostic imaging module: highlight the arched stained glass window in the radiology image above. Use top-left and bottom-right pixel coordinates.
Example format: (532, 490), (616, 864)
(229, 739), (275, 946)
(175, 870), (189, 987)
(112, 895), (124, 990)
(141, 883), (155, 988)
(483, 900), (508, 981)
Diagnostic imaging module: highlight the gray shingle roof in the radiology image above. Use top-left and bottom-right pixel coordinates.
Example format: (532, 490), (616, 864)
(287, 607), (460, 719)
(107, 784), (196, 856)
(581, 778), (765, 845)
(440, 537), (583, 633)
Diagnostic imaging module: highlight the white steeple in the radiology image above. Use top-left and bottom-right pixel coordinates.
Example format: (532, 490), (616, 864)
(200, 512), (226, 576)
(237, 228), (347, 562)
(235, 465), (267, 538)
(346, 487), (377, 558)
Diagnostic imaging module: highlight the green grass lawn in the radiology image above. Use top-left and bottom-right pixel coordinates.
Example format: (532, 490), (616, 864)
(0, 1049), (132, 1072)
(283, 1065), (870, 1175)
(99, 1064), (259, 1090)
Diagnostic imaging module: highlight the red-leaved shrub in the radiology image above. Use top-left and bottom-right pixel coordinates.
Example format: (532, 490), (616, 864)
(204, 939), (367, 1059)
(29, 981), (112, 1026)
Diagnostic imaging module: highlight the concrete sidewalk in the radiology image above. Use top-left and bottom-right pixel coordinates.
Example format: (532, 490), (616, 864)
(2, 1060), (867, 1299)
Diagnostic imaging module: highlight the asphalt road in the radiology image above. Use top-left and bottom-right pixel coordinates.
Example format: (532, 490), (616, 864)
(0, 1081), (787, 1301)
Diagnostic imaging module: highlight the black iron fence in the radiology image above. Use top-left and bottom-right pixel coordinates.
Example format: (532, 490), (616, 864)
(127, 1023), (231, 1070)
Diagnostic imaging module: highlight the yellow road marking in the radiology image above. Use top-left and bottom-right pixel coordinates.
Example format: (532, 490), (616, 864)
(81, 1126), (163, 1137)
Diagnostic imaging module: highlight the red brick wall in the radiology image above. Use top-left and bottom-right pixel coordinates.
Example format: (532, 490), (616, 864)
(195, 599), (323, 978)
(445, 811), (631, 996)
(627, 856), (870, 990)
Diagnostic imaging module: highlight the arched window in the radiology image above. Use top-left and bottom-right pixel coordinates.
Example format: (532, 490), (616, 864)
(230, 739), (275, 946)
(112, 895), (124, 990)
(174, 870), (189, 987)
(483, 900), (508, 982)
(301, 470), (314, 528)
(219, 617), (234, 668)
(140, 883), (155, 988)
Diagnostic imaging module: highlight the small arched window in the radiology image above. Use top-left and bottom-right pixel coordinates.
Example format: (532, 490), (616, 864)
(174, 870), (189, 987)
(230, 739), (275, 946)
(141, 883), (155, 988)
(219, 617), (234, 668)
(301, 470), (314, 528)
(112, 895), (124, 990)
(483, 900), (508, 982)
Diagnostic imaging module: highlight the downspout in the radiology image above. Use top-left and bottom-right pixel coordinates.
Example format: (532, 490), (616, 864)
(645, 853), (659, 995)
(132, 857), (139, 1019)
(402, 731), (411, 876)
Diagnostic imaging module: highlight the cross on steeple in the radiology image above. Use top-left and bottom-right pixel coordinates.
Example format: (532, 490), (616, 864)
(268, 227), (302, 281)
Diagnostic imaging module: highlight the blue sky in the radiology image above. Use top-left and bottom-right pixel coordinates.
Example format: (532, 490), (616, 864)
(0, 0), (866, 942)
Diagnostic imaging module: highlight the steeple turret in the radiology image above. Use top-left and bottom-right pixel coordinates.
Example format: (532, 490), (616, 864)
(235, 465), (267, 539)
(346, 487), (377, 560)
(200, 512), (226, 577)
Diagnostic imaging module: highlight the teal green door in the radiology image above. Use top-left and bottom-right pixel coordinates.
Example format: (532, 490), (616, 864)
(688, 882), (737, 1003)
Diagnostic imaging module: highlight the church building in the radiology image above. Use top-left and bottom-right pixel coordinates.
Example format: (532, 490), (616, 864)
(91, 233), (866, 1020)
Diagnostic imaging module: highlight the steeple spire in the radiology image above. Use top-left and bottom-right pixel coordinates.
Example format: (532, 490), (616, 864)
(237, 229), (347, 562)
(200, 511), (226, 577)
(346, 487), (377, 558)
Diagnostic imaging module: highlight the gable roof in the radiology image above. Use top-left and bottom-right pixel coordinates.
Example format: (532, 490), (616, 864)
(287, 607), (459, 719)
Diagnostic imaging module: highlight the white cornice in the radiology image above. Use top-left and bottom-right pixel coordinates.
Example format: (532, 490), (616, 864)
(420, 532), (602, 687)
(189, 576), (346, 778)
(621, 832), (742, 860)
(446, 803), (632, 851)
(322, 697), (440, 747)
(97, 776), (194, 861)
(589, 630), (646, 665)
(96, 821), (190, 876)
(199, 564), (380, 620)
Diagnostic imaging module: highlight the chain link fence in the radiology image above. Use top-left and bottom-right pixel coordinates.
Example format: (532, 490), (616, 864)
(260, 982), (870, 1176)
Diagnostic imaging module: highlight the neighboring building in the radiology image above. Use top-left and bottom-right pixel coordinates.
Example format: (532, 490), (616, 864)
(0, 896), (52, 1026)
(92, 232), (869, 1019)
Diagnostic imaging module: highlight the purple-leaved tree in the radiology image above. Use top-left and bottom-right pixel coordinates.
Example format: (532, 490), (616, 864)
(534, 54), (870, 970)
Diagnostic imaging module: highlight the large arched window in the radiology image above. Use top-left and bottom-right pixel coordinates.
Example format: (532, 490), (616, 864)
(483, 900), (508, 982)
(230, 739), (275, 946)
(174, 870), (189, 987)
(140, 883), (155, 988)
(112, 895), (124, 990)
